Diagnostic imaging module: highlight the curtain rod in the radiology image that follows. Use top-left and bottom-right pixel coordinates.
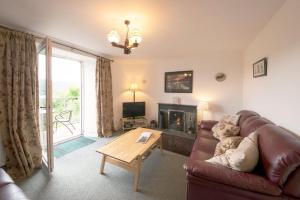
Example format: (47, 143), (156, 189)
(0, 24), (113, 62)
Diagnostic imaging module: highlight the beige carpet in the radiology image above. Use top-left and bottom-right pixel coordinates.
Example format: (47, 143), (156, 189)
(17, 134), (187, 200)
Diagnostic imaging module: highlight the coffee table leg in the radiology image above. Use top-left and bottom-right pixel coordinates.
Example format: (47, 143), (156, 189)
(100, 155), (106, 174)
(133, 156), (142, 192)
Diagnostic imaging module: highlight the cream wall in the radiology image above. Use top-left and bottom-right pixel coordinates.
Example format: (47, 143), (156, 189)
(82, 59), (97, 136)
(112, 52), (243, 129)
(243, 0), (300, 135)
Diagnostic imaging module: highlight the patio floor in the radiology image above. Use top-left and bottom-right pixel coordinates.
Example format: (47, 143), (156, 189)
(53, 122), (81, 144)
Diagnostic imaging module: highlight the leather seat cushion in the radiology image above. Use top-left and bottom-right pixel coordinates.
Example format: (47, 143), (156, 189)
(193, 135), (218, 155)
(197, 129), (216, 139)
(184, 159), (282, 196)
(190, 149), (213, 161)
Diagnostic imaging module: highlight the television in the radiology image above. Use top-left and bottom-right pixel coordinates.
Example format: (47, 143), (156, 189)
(123, 102), (145, 118)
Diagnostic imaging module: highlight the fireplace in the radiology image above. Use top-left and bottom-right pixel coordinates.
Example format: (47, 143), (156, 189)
(158, 103), (197, 134)
(168, 110), (185, 131)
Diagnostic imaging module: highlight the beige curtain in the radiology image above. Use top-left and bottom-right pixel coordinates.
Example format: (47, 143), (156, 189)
(0, 28), (42, 179)
(95, 58), (114, 137)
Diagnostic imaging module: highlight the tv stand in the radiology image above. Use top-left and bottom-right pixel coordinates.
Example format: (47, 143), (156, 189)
(121, 117), (148, 131)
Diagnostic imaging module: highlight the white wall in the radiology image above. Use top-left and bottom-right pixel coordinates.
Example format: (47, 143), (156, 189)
(112, 52), (243, 129)
(243, 0), (300, 135)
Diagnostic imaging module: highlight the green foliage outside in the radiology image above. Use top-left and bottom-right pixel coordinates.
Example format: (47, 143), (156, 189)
(53, 86), (80, 123)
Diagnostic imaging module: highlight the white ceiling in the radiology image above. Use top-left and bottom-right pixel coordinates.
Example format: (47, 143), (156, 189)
(0, 0), (285, 59)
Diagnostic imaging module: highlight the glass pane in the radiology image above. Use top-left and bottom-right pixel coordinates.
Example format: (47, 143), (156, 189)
(38, 48), (48, 162)
(52, 56), (81, 143)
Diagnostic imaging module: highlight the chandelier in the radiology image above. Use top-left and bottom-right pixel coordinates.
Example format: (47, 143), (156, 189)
(107, 20), (142, 54)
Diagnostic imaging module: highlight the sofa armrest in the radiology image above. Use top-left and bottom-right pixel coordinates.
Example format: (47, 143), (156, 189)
(199, 120), (218, 131)
(184, 159), (281, 196)
(0, 169), (14, 187)
(0, 183), (29, 200)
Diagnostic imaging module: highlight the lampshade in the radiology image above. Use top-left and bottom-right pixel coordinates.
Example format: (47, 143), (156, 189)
(198, 101), (209, 111)
(129, 28), (142, 44)
(107, 30), (120, 43)
(130, 83), (138, 90)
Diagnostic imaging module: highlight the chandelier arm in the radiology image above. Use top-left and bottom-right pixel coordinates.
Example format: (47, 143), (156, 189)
(111, 42), (125, 49)
(128, 43), (139, 50)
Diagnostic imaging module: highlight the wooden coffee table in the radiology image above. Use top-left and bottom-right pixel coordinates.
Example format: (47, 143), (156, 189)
(96, 127), (163, 191)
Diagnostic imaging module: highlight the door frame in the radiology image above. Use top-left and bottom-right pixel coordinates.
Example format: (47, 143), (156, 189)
(38, 38), (54, 172)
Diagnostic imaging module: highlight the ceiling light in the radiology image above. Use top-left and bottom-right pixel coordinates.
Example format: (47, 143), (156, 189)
(107, 20), (142, 54)
(107, 30), (120, 43)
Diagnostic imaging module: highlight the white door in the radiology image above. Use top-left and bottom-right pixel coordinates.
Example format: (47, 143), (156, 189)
(38, 38), (54, 172)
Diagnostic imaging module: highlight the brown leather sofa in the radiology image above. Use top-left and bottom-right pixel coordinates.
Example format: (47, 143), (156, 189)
(184, 110), (300, 200)
(0, 168), (29, 200)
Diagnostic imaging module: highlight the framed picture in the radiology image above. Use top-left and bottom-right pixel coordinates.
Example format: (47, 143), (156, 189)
(253, 57), (267, 78)
(165, 70), (193, 93)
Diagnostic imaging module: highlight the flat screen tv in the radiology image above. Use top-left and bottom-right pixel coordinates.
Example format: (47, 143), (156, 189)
(123, 102), (145, 118)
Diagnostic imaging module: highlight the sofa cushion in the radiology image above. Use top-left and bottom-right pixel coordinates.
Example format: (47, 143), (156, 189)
(207, 132), (259, 172)
(190, 150), (213, 162)
(257, 124), (300, 187)
(240, 116), (273, 137)
(193, 136), (218, 155)
(197, 129), (215, 140)
(220, 114), (240, 125)
(212, 122), (240, 140)
(214, 136), (243, 156)
(199, 120), (218, 131)
(283, 167), (300, 198)
(184, 159), (282, 196)
(236, 110), (260, 127)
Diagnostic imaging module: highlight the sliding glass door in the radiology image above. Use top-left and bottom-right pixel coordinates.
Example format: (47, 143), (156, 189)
(38, 38), (54, 172)
(52, 53), (82, 143)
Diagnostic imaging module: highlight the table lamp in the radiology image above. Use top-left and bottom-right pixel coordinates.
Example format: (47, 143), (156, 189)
(198, 101), (209, 122)
(130, 83), (138, 102)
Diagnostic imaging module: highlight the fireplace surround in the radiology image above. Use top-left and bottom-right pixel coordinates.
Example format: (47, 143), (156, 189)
(158, 103), (197, 134)
(158, 103), (197, 155)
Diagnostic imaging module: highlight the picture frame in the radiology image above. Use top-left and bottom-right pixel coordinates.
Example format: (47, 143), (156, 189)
(253, 57), (267, 78)
(165, 70), (193, 93)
